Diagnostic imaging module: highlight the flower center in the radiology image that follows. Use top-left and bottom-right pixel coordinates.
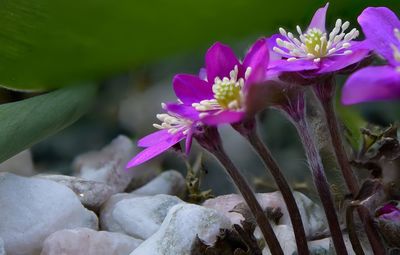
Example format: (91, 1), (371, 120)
(192, 65), (251, 114)
(273, 19), (359, 63)
(391, 28), (400, 71)
(153, 104), (192, 135)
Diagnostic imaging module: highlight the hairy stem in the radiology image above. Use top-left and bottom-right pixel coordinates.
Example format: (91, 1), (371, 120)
(313, 77), (359, 195)
(277, 90), (348, 254)
(313, 77), (386, 254)
(233, 119), (309, 255)
(293, 117), (348, 254)
(196, 127), (284, 255)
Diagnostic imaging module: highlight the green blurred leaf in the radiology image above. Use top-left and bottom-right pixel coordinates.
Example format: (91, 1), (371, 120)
(0, 84), (96, 163)
(1, 0), (399, 90)
(336, 102), (366, 151)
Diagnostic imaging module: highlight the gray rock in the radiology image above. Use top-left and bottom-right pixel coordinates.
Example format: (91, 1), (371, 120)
(308, 235), (372, 255)
(132, 170), (186, 198)
(35, 174), (114, 210)
(73, 135), (148, 193)
(100, 194), (183, 239)
(130, 203), (231, 255)
(0, 238), (5, 255)
(41, 228), (142, 255)
(0, 150), (35, 176)
(0, 173), (98, 255)
(203, 191), (326, 238)
(262, 225), (297, 255)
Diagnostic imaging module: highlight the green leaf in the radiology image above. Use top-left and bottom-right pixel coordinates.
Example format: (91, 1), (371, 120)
(336, 102), (366, 151)
(1, 0), (399, 90)
(0, 84), (96, 163)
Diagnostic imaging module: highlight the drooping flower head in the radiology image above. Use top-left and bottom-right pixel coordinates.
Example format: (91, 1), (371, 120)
(342, 7), (400, 104)
(126, 103), (201, 168)
(376, 201), (400, 221)
(375, 201), (400, 247)
(269, 3), (370, 76)
(173, 38), (269, 126)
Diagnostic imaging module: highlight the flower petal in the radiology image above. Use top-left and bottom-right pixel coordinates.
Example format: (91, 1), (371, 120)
(185, 129), (194, 155)
(268, 59), (319, 72)
(137, 129), (171, 148)
(173, 74), (213, 104)
(201, 110), (245, 126)
(358, 7), (400, 66)
(308, 3), (329, 32)
(242, 38), (269, 87)
(317, 48), (370, 74)
(126, 133), (185, 168)
(206, 42), (240, 83)
(199, 67), (207, 81)
(342, 66), (400, 105)
(266, 34), (287, 61)
(163, 102), (200, 121)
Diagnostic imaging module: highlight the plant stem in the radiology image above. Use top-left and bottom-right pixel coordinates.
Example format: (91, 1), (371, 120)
(313, 77), (386, 254)
(293, 117), (348, 254)
(233, 119), (309, 255)
(313, 77), (359, 195)
(196, 127), (284, 255)
(278, 90), (348, 254)
(346, 205), (365, 255)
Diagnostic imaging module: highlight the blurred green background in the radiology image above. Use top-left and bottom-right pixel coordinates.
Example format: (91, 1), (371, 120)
(0, 0), (399, 196)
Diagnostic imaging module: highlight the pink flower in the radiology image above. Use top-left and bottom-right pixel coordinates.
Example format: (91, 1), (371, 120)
(342, 7), (400, 104)
(173, 39), (270, 125)
(268, 3), (370, 76)
(126, 103), (201, 168)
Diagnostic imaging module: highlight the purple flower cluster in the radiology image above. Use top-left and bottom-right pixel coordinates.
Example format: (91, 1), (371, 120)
(127, 4), (399, 168)
(342, 7), (400, 104)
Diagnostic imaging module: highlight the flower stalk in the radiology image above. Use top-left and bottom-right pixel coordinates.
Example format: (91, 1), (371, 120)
(278, 90), (348, 254)
(314, 77), (386, 254)
(313, 76), (359, 195)
(232, 118), (310, 255)
(195, 126), (284, 255)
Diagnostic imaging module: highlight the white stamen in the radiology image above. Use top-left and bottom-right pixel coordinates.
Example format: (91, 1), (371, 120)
(273, 47), (288, 55)
(245, 67), (252, 79)
(152, 107), (193, 135)
(274, 17), (359, 62)
(341, 21), (350, 31)
(279, 27), (287, 37)
(296, 25), (302, 35)
(196, 65), (250, 114)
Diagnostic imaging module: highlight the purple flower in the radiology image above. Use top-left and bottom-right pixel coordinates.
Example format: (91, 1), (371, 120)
(376, 202), (400, 221)
(126, 103), (201, 168)
(269, 3), (370, 75)
(172, 39), (269, 126)
(342, 7), (400, 105)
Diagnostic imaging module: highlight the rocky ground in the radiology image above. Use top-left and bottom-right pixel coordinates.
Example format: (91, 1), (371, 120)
(0, 135), (369, 255)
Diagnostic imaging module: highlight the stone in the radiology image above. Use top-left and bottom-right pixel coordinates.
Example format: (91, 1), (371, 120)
(262, 225), (297, 255)
(100, 194), (183, 240)
(0, 238), (5, 255)
(0, 150), (35, 176)
(35, 174), (114, 210)
(131, 170), (186, 198)
(0, 173), (98, 255)
(307, 234), (373, 255)
(130, 203), (231, 255)
(41, 228), (142, 255)
(203, 191), (326, 239)
(73, 135), (153, 193)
